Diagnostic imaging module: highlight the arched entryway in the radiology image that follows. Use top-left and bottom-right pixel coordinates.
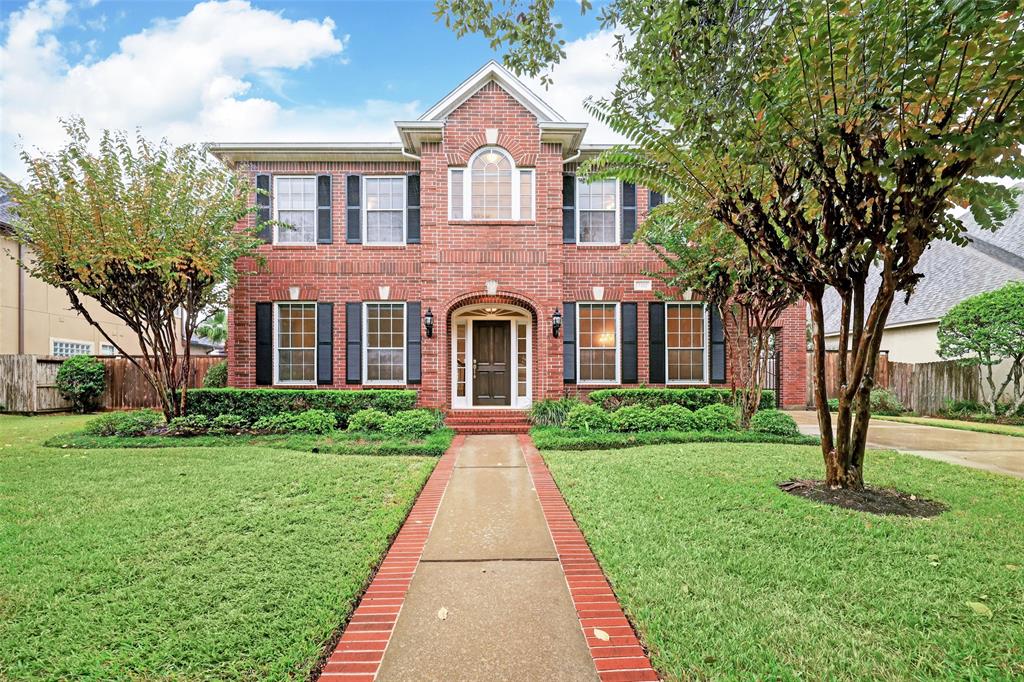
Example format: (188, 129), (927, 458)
(448, 298), (534, 409)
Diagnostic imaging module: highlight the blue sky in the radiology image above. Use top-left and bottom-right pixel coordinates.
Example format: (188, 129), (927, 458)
(0, 0), (624, 178)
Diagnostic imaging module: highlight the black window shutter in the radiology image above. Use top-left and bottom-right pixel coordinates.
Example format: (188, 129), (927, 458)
(562, 302), (576, 383)
(649, 190), (663, 209)
(562, 174), (576, 244)
(316, 302), (333, 385)
(346, 302), (362, 384)
(406, 302), (421, 384)
(621, 182), (637, 243)
(346, 175), (361, 244)
(649, 302), (666, 384)
(255, 302), (272, 385)
(406, 174), (421, 244)
(255, 174), (272, 243)
(316, 175), (332, 244)
(621, 302), (637, 384)
(710, 305), (726, 383)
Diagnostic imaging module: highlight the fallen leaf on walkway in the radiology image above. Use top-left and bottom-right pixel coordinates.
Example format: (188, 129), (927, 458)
(966, 602), (992, 618)
(437, 607), (448, 620)
(593, 628), (609, 641)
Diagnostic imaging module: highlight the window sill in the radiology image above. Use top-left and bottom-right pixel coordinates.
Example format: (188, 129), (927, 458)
(361, 244), (409, 249)
(572, 243), (622, 249)
(270, 244), (318, 249)
(449, 219), (537, 226)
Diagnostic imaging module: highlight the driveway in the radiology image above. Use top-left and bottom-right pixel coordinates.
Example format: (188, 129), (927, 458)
(787, 410), (1024, 479)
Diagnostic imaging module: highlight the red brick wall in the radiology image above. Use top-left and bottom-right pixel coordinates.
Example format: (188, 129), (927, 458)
(227, 81), (808, 409)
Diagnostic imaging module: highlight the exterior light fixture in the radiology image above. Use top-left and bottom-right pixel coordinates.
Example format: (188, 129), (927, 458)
(424, 308), (434, 338)
(552, 309), (562, 338)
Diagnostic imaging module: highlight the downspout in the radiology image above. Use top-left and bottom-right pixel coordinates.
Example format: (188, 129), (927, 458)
(400, 146), (422, 162)
(562, 149), (582, 166)
(17, 243), (24, 354)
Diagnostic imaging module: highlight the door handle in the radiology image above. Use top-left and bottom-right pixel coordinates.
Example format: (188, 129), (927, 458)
(472, 358), (478, 379)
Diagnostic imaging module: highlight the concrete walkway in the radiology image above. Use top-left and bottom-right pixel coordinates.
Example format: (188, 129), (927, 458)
(375, 435), (599, 681)
(788, 410), (1024, 478)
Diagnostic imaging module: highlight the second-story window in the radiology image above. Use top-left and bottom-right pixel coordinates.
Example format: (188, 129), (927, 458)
(364, 177), (406, 245)
(274, 176), (316, 244)
(577, 178), (619, 244)
(449, 147), (534, 221)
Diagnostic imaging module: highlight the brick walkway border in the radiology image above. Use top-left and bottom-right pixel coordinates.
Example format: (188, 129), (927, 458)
(318, 435), (464, 681)
(520, 434), (661, 682)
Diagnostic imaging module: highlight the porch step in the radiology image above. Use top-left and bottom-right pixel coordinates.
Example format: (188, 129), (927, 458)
(446, 409), (531, 434)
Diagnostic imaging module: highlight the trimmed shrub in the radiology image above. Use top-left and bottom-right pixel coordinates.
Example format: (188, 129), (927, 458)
(750, 409), (799, 436)
(347, 408), (390, 432)
(166, 414), (210, 437)
(382, 410), (439, 439)
(693, 403), (737, 431)
(588, 387), (774, 412)
(653, 404), (697, 431)
(870, 389), (905, 416)
(202, 360), (228, 388)
(185, 388), (416, 427)
(827, 398), (839, 411)
(563, 404), (614, 432)
(612, 405), (659, 432)
(528, 397), (583, 426)
(253, 409), (336, 434)
(84, 409), (163, 437)
(209, 414), (245, 434)
(55, 355), (106, 412)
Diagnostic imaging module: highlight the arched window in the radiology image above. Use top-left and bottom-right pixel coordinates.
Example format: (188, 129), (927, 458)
(449, 147), (534, 221)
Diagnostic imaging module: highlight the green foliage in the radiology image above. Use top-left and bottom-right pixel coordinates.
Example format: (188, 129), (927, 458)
(347, 408), (390, 433)
(166, 414), (211, 437)
(611, 406), (659, 432)
(529, 426), (818, 451)
(197, 309), (228, 345)
(750, 409), (800, 437)
(203, 361), (228, 388)
(55, 355), (106, 413)
(253, 409), (336, 435)
(382, 410), (440, 439)
(84, 409), (164, 437)
(563, 404), (614, 432)
(186, 388), (416, 428)
(652, 404), (697, 431)
(589, 388), (774, 412)
(870, 389), (905, 417)
(209, 414), (245, 435)
(693, 404), (737, 432)
(827, 398), (840, 412)
(528, 397), (583, 426)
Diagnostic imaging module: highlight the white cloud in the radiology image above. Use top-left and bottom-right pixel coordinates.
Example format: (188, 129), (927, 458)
(0, 0), (413, 178)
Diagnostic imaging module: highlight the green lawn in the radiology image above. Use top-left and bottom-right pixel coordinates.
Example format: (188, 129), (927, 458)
(543, 443), (1024, 681)
(875, 414), (1024, 438)
(0, 414), (435, 681)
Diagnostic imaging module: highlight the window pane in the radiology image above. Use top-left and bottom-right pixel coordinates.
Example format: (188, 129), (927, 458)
(519, 171), (533, 220)
(471, 148), (512, 219)
(365, 178), (405, 243)
(366, 303), (405, 383)
(517, 322), (527, 397)
(456, 322), (466, 397)
(277, 303), (316, 383)
(450, 170), (464, 220)
(578, 304), (617, 383)
(276, 177), (316, 244)
(667, 304), (706, 382)
(668, 349), (704, 382)
(579, 210), (616, 243)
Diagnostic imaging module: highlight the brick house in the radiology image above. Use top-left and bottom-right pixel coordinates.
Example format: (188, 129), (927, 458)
(210, 62), (806, 418)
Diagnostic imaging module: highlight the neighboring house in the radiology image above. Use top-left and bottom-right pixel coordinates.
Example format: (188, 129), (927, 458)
(822, 185), (1024, 367)
(0, 180), (150, 357)
(211, 62), (807, 409)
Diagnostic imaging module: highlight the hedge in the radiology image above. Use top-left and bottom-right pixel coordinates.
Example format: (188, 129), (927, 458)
(529, 426), (819, 451)
(185, 388), (417, 428)
(587, 387), (775, 411)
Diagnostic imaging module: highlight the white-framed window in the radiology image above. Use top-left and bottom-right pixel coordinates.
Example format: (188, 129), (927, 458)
(448, 147), (534, 221)
(576, 178), (619, 244)
(364, 302), (406, 384)
(666, 303), (708, 384)
(100, 344), (118, 356)
(273, 176), (317, 244)
(51, 339), (93, 357)
(577, 302), (620, 384)
(363, 176), (406, 245)
(274, 302), (316, 385)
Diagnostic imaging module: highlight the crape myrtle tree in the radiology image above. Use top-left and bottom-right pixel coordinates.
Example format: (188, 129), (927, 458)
(438, 0), (1024, 489)
(642, 216), (798, 428)
(938, 281), (1024, 414)
(2, 120), (261, 419)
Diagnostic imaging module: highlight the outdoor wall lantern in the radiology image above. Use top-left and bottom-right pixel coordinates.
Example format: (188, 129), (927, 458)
(424, 308), (434, 338)
(552, 309), (562, 338)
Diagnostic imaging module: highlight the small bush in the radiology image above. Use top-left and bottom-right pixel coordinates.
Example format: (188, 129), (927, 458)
(612, 405), (659, 432)
(347, 408), (390, 432)
(209, 414), (245, 434)
(563, 404), (614, 432)
(750, 409), (799, 436)
(693, 403), (737, 431)
(382, 410), (438, 439)
(186, 388), (416, 428)
(528, 397), (583, 426)
(653, 404), (697, 431)
(588, 387), (774, 412)
(55, 355), (106, 412)
(84, 409), (164, 437)
(870, 389), (905, 416)
(203, 361), (228, 388)
(166, 414), (210, 437)
(827, 398), (839, 411)
(942, 399), (985, 418)
(253, 409), (336, 434)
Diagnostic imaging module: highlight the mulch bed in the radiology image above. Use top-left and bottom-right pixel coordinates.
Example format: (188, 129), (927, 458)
(777, 479), (947, 517)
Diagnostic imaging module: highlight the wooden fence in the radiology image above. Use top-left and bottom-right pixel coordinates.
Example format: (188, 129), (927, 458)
(806, 350), (981, 415)
(0, 355), (221, 413)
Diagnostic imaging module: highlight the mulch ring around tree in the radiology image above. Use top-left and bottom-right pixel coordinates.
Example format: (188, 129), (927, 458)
(777, 479), (948, 517)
